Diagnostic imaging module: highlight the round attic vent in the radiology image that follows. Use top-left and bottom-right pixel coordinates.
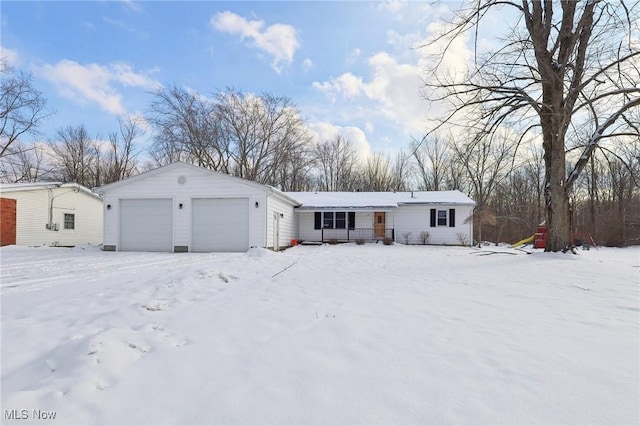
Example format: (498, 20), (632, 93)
(177, 175), (187, 185)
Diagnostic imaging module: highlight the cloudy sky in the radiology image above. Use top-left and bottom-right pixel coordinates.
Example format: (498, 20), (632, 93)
(1, 1), (478, 159)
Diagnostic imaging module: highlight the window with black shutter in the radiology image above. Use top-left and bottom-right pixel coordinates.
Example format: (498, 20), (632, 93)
(449, 209), (455, 227)
(430, 209), (436, 227)
(348, 212), (355, 230)
(314, 212), (322, 230)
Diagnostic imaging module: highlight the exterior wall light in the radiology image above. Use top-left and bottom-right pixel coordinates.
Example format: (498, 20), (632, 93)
(106, 204), (111, 210)
(179, 203), (183, 209)
(255, 202), (259, 208)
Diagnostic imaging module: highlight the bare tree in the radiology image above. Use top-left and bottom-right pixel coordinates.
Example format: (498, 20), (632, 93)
(99, 115), (144, 184)
(314, 135), (360, 191)
(412, 134), (450, 191)
(358, 153), (396, 191)
(452, 133), (516, 210)
(390, 150), (410, 191)
(147, 86), (314, 189)
(215, 89), (309, 185)
(421, 1), (640, 251)
(0, 140), (54, 183)
(147, 84), (226, 169)
(0, 59), (51, 158)
(49, 125), (97, 187)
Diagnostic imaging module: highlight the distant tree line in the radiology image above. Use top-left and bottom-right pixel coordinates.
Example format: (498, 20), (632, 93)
(1, 58), (638, 247)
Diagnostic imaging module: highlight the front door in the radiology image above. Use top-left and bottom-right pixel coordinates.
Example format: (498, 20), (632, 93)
(374, 212), (386, 238)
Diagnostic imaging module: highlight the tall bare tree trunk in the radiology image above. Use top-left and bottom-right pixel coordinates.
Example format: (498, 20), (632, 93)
(542, 122), (572, 251)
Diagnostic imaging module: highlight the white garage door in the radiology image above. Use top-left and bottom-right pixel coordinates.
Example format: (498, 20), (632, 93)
(120, 199), (172, 252)
(192, 198), (249, 252)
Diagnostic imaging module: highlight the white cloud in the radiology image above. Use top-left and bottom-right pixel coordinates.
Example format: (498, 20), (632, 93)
(35, 60), (160, 115)
(312, 22), (473, 138)
(308, 121), (372, 162)
(313, 54), (425, 135)
(211, 11), (299, 74)
(418, 21), (471, 81)
(312, 73), (365, 101)
(302, 58), (313, 71)
(119, 0), (142, 13)
(378, 1), (406, 14)
(1, 46), (20, 66)
(346, 48), (362, 66)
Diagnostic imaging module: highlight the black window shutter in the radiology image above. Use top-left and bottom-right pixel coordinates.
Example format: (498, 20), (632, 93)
(449, 209), (456, 227)
(314, 212), (321, 230)
(348, 212), (355, 230)
(430, 209), (436, 227)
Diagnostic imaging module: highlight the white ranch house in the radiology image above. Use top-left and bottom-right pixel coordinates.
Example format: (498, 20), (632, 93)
(288, 191), (475, 245)
(0, 182), (103, 247)
(97, 162), (475, 252)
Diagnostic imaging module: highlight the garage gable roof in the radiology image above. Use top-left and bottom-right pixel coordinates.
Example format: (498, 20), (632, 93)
(95, 161), (300, 206)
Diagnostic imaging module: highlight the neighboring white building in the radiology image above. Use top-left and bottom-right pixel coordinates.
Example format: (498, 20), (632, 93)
(287, 191), (476, 246)
(0, 182), (103, 247)
(96, 162), (300, 252)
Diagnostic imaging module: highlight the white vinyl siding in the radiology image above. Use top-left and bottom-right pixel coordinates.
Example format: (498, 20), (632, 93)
(266, 194), (297, 250)
(394, 204), (474, 245)
(191, 198), (249, 252)
(120, 199), (172, 252)
(1, 186), (102, 247)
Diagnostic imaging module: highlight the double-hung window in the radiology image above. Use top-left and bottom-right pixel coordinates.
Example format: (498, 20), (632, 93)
(437, 210), (447, 226)
(64, 213), (75, 230)
(323, 212), (334, 229)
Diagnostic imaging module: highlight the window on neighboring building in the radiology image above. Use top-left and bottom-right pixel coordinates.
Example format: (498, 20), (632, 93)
(64, 213), (75, 230)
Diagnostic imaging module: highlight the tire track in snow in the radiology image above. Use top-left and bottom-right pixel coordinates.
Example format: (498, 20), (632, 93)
(1, 255), (205, 293)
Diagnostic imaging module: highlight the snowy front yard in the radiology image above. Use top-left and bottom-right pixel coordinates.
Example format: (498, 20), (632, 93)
(1, 243), (639, 425)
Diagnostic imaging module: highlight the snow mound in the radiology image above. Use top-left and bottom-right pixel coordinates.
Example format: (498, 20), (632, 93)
(246, 247), (275, 258)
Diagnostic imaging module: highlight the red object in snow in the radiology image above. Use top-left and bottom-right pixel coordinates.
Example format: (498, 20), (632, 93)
(531, 224), (597, 250)
(533, 223), (547, 249)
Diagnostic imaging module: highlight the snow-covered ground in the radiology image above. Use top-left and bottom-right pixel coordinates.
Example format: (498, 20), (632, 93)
(1, 243), (638, 425)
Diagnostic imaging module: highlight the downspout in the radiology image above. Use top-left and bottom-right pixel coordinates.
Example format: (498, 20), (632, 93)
(48, 185), (80, 230)
(470, 205), (474, 246)
(47, 188), (54, 229)
(265, 193), (270, 249)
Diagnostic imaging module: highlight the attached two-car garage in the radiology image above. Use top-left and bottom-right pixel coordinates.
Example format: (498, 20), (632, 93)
(98, 162), (299, 253)
(119, 198), (250, 252)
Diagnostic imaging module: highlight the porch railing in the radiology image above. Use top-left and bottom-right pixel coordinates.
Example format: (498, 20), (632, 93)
(321, 228), (394, 242)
